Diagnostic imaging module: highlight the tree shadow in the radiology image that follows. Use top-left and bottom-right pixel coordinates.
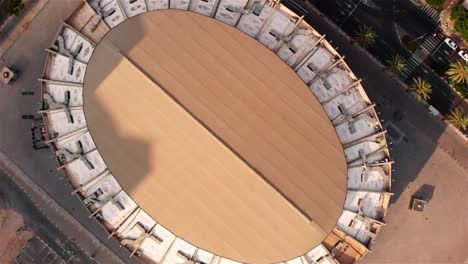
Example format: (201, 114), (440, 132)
(289, 1), (451, 204)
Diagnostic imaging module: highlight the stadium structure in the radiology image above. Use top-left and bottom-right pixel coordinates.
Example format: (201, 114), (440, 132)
(39, 1), (393, 264)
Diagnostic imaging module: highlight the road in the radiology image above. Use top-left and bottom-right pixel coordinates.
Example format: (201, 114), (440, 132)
(0, 0), (466, 263)
(309, 0), (467, 115)
(311, 0), (436, 57)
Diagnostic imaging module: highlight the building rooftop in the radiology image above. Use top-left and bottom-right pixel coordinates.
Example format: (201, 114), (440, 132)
(39, 1), (393, 263)
(82, 10), (345, 263)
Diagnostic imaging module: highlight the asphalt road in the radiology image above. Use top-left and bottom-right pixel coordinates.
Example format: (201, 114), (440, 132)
(313, 0), (437, 41)
(281, 1), (467, 262)
(0, 1), (466, 263)
(288, 0), (467, 193)
(309, 0), (466, 114)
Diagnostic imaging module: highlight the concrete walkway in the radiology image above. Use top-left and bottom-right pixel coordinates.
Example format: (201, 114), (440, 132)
(0, 1), (466, 263)
(0, 1), (145, 263)
(439, 0), (467, 48)
(301, 2), (468, 263)
(0, 0), (49, 58)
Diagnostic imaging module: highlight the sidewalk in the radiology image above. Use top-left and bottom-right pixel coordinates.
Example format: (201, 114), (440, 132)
(0, 151), (126, 264)
(300, 2), (467, 263)
(0, 1), (145, 263)
(0, 0), (49, 58)
(303, 1), (468, 155)
(439, 0), (468, 49)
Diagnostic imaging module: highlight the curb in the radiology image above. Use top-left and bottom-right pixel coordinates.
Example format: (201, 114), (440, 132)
(304, 2), (468, 144)
(0, 151), (126, 264)
(0, 0), (49, 59)
(304, 2), (411, 90)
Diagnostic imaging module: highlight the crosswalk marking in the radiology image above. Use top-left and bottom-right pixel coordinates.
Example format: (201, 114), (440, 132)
(401, 55), (422, 79)
(420, 3), (440, 23)
(401, 27), (444, 80)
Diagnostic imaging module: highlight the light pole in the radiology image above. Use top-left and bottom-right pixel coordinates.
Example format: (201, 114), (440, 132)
(410, 33), (426, 44)
(340, 0), (363, 26)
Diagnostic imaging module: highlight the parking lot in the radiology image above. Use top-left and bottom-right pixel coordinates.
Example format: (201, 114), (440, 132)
(15, 236), (66, 264)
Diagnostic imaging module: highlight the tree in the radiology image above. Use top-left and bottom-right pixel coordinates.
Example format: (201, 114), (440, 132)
(386, 54), (407, 73)
(447, 61), (468, 84)
(5, 0), (25, 17)
(451, 4), (466, 20)
(354, 25), (377, 48)
(447, 108), (468, 130)
(409, 77), (432, 101)
(426, 0), (445, 9)
(451, 4), (468, 41)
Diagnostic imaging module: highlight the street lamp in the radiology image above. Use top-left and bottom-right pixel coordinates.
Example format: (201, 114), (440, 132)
(340, 0), (365, 26)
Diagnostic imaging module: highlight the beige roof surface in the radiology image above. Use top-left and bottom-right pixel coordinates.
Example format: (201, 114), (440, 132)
(84, 10), (346, 263)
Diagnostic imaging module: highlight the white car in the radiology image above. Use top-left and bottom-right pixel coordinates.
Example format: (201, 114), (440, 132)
(458, 50), (468, 62)
(444, 38), (458, 50)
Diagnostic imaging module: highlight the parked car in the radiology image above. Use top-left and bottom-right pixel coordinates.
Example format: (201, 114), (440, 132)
(458, 50), (468, 62)
(444, 38), (458, 50)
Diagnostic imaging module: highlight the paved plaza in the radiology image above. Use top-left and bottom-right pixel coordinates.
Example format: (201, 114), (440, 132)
(301, 3), (467, 263)
(0, 1), (467, 263)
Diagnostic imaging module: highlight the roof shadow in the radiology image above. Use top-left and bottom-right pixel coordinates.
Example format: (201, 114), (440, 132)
(82, 13), (154, 228)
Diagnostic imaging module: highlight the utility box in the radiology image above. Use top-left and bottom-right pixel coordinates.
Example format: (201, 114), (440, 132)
(411, 197), (427, 212)
(427, 105), (440, 117)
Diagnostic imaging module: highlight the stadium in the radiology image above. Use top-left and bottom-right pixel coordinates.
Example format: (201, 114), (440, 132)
(39, 0), (393, 263)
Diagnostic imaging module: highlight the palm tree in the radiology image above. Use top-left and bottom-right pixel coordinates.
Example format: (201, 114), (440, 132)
(354, 25), (377, 48)
(447, 108), (468, 130)
(5, 0), (25, 16)
(409, 77), (432, 101)
(446, 61), (468, 84)
(386, 54), (407, 73)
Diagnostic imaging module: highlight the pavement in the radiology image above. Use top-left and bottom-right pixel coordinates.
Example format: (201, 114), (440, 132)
(0, 152), (124, 264)
(0, 171), (90, 264)
(311, 0), (468, 116)
(291, 2), (468, 263)
(0, 1), (466, 264)
(0, 1), (144, 263)
(438, 0), (468, 49)
(15, 236), (67, 264)
(363, 147), (467, 264)
(0, 0), (49, 58)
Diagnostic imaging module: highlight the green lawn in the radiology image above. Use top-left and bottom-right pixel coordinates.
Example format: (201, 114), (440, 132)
(426, 0), (446, 10)
(451, 4), (468, 42)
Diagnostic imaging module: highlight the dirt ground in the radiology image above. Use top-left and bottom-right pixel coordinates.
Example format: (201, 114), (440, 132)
(0, 209), (34, 263)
